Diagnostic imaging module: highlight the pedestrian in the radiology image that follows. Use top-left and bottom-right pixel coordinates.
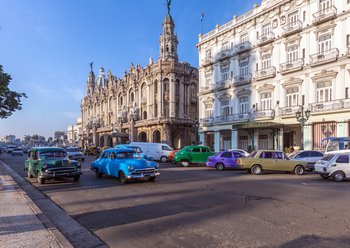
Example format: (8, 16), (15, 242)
(95, 146), (99, 158)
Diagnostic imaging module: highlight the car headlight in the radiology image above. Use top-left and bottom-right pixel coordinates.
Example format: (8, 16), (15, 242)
(42, 164), (48, 169)
(128, 165), (134, 171)
(77, 162), (81, 167)
(155, 163), (159, 169)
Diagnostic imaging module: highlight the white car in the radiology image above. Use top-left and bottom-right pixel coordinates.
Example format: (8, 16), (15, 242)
(289, 150), (324, 171)
(11, 148), (24, 156)
(228, 149), (250, 157)
(66, 147), (85, 161)
(314, 153), (350, 182)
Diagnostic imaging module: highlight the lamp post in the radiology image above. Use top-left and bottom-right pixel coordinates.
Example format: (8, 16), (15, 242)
(192, 119), (200, 145)
(295, 105), (311, 150)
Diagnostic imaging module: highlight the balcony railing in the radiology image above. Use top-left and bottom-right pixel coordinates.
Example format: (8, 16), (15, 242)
(200, 117), (214, 126)
(217, 49), (232, 61)
(257, 32), (275, 46)
(201, 57), (214, 66)
(310, 48), (339, 67)
(282, 20), (303, 36)
(255, 66), (276, 81)
(234, 73), (252, 84)
(200, 84), (215, 93)
(309, 99), (350, 113)
(313, 6), (337, 25)
(253, 109), (275, 120)
(279, 106), (301, 117)
(235, 41), (251, 54)
(279, 58), (304, 75)
(216, 78), (232, 89)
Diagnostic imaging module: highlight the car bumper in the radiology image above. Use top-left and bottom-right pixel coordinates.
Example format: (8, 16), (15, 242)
(314, 166), (330, 175)
(128, 170), (160, 179)
(206, 162), (215, 167)
(40, 170), (82, 179)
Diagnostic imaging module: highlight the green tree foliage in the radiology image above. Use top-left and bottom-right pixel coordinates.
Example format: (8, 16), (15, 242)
(0, 65), (27, 118)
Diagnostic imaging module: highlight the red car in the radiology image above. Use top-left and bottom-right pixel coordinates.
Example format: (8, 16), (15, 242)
(167, 150), (179, 163)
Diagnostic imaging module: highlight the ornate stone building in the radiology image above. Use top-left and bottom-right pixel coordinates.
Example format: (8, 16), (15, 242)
(81, 6), (198, 149)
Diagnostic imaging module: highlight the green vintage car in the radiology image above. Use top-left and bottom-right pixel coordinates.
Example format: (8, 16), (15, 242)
(25, 147), (82, 184)
(236, 150), (307, 175)
(174, 145), (216, 167)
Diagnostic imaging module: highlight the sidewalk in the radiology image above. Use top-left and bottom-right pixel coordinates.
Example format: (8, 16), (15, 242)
(0, 163), (69, 248)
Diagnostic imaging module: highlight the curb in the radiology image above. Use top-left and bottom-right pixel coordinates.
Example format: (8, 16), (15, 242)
(0, 159), (107, 248)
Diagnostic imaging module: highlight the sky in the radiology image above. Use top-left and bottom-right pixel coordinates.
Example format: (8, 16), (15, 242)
(0, 0), (258, 139)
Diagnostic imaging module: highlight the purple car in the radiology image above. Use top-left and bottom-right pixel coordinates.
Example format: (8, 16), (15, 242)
(206, 151), (246, 171)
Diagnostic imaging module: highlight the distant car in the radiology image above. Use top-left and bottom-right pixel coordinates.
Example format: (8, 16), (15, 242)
(228, 149), (250, 157)
(25, 147), (82, 184)
(90, 148), (160, 184)
(128, 142), (173, 162)
(207, 150), (246, 171)
(314, 153), (350, 182)
(11, 148), (24, 156)
(66, 147), (85, 161)
(237, 150), (308, 175)
(114, 144), (153, 160)
(174, 145), (216, 167)
(7, 145), (17, 154)
(289, 150), (324, 171)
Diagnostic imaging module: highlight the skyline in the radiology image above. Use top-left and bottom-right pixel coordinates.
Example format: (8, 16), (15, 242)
(0, 0), (258, 139)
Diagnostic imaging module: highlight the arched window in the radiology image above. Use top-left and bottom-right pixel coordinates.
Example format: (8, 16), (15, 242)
(119, 94), (123, 106)
(129, 89), (134, 103)
(141, 83), (147, 98)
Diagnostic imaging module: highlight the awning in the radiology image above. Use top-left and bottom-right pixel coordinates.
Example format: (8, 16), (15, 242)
(233, 121), (284, 130)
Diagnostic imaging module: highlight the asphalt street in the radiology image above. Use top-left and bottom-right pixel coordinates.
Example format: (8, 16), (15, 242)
(2, 153), (350, 248)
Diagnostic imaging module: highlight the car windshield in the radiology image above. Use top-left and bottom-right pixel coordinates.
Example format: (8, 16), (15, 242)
(321, 155), (335, 161)
(116, 151), (138, 159)
(67, 147), (80, 152)
(40, 151), (67, 160)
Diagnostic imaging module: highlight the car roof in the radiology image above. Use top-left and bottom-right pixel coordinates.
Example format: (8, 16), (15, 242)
(103, 148), (136, 153)
(30, 147), (66, 152)
(183, 145), (210, 149)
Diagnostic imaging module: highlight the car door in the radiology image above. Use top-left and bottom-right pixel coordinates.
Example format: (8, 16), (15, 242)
(100, 151), (110, 174)
(259, 151), (275, 170)
(191, 147), (201, 163)
(200, 147), (212, 163)
(309, 151), (324, 164)
(219, 152), (234, 167)
(107, 151), (118, 176)
(335, 155), (350, 177)
(274, 152), (289, 171)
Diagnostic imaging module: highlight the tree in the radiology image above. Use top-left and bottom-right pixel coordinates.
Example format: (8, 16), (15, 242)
(0, 65), (27, 118)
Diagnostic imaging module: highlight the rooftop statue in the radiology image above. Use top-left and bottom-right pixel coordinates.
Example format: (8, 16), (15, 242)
(166, 0), (171, 16)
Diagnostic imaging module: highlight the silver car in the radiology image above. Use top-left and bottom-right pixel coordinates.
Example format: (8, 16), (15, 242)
(11, 148), (24, 156)
(66, 147), (85, 161)
(289, 150), (324, 171)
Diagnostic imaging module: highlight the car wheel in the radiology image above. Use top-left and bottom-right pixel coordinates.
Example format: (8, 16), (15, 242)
(251, 165), (262, 175)
(294, 165), (305, 175)
(37, 172), (45, 184)
(247, 169), (252, 174)
(215, 163), (225, 171)
(27, 169), (33, 178)
(181, 160), (189, 167)
(333, 171), (345, 182)
(148, 176), (156, 182)
(160, 156), (168, 163)
(73, 175), (80, 182)
(320, 174), (329, 179)
(119, 171), (127, 184)
(95, 168), (102, 178)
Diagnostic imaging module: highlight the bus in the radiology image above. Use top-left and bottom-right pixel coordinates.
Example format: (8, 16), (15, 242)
(324, 137), (350, 154)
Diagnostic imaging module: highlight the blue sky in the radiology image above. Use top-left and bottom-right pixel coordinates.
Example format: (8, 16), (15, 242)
(0, 0), (258, 139)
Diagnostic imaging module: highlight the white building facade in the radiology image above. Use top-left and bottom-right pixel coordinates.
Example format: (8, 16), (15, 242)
(197, 0), (350, 152)
(67, 117), (82, 146)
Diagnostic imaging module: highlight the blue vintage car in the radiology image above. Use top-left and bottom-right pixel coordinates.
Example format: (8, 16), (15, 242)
(90, 148), (160, 183)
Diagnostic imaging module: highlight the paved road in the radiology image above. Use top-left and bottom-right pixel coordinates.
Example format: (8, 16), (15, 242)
(2, 153), (350, 248)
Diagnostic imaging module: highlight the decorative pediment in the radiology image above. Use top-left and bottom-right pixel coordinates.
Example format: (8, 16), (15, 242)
(238, 56), (250, 65)
(284, 34), (302, 48)
(311, 70), (338, 82)
(282, 77), (303, 87)
(201, 96), (215, 103)
(235, 88), (252, 96)
(259, 44), (274, 56)
(217, 92), (232, 100)
(257, 83), (275, 93)
(314, 22), (337, 40)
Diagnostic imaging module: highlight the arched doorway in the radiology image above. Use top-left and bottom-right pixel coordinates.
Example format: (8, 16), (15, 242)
(99, 136), (105, 147)
(153, 130), (161, 143)
(138, 132), (147, 142)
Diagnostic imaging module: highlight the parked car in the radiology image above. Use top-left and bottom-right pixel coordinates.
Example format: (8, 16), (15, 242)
(289, 150), (324, 171)
(66, 147), (85, 161)
(25, 147), (82, 184)
(174, 145), (216, 167)
(314, 153), (350, 182)
(236, 150), (308, 175)
(167, 149), (179, 163)
(11, 148), (24, 156)
(207, 150), (246, 171)
(228, 149), (250, 157)
(7, 145), (17, 154)
(114, 144), (153, 160)
(90, 148), (160, 183)
(128, 142), (173, 162)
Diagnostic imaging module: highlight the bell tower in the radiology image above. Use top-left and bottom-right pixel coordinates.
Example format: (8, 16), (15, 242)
(159, 1), (178, 61)
(86, 62), (95, 95)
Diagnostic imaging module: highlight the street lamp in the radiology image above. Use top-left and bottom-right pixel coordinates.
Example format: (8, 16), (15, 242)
(295, 105), (311, 150)
(192, 119), (200, 145)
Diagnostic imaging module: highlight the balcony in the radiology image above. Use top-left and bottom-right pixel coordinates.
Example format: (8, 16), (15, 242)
(282, 21), (303, 37)
(257, 32), (275, 46)
(279, 106), (301, 117)
(200, 84), (215, 94)
(200, 117), (214, 126)
(279, 59), (304, 75)
(216, 78), (232, 90)
(255, 66), (276, 81)
(253, 109), (275, 120)
(235, 41), (251, 54)
(234, 73), (252, 85)
(217, 49), (232, 61)
(312, 6), (337, 25)
(201, 57), (214, 67)
(309, 99), (350, 114)
(310, 48), (339, 67)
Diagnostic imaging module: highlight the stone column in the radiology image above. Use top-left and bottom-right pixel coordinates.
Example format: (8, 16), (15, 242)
(278, 128), (284, 151)
(231, 129), (238, 149)
(337, 122), (345, 137)
(214, 131), (220, 152)
(179, 79), (184, 117)
(303, 125), (312, 150)
(147, 84), (151, 118)
(103, 135), (108, 147)
(158, 80), (162, 117)
(170, 77), (175, 117)
(199, 132), (204, 145)
(93, 128), (98, 147)
(253, 130), (259, 150)
(345, 122), (349, 137)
